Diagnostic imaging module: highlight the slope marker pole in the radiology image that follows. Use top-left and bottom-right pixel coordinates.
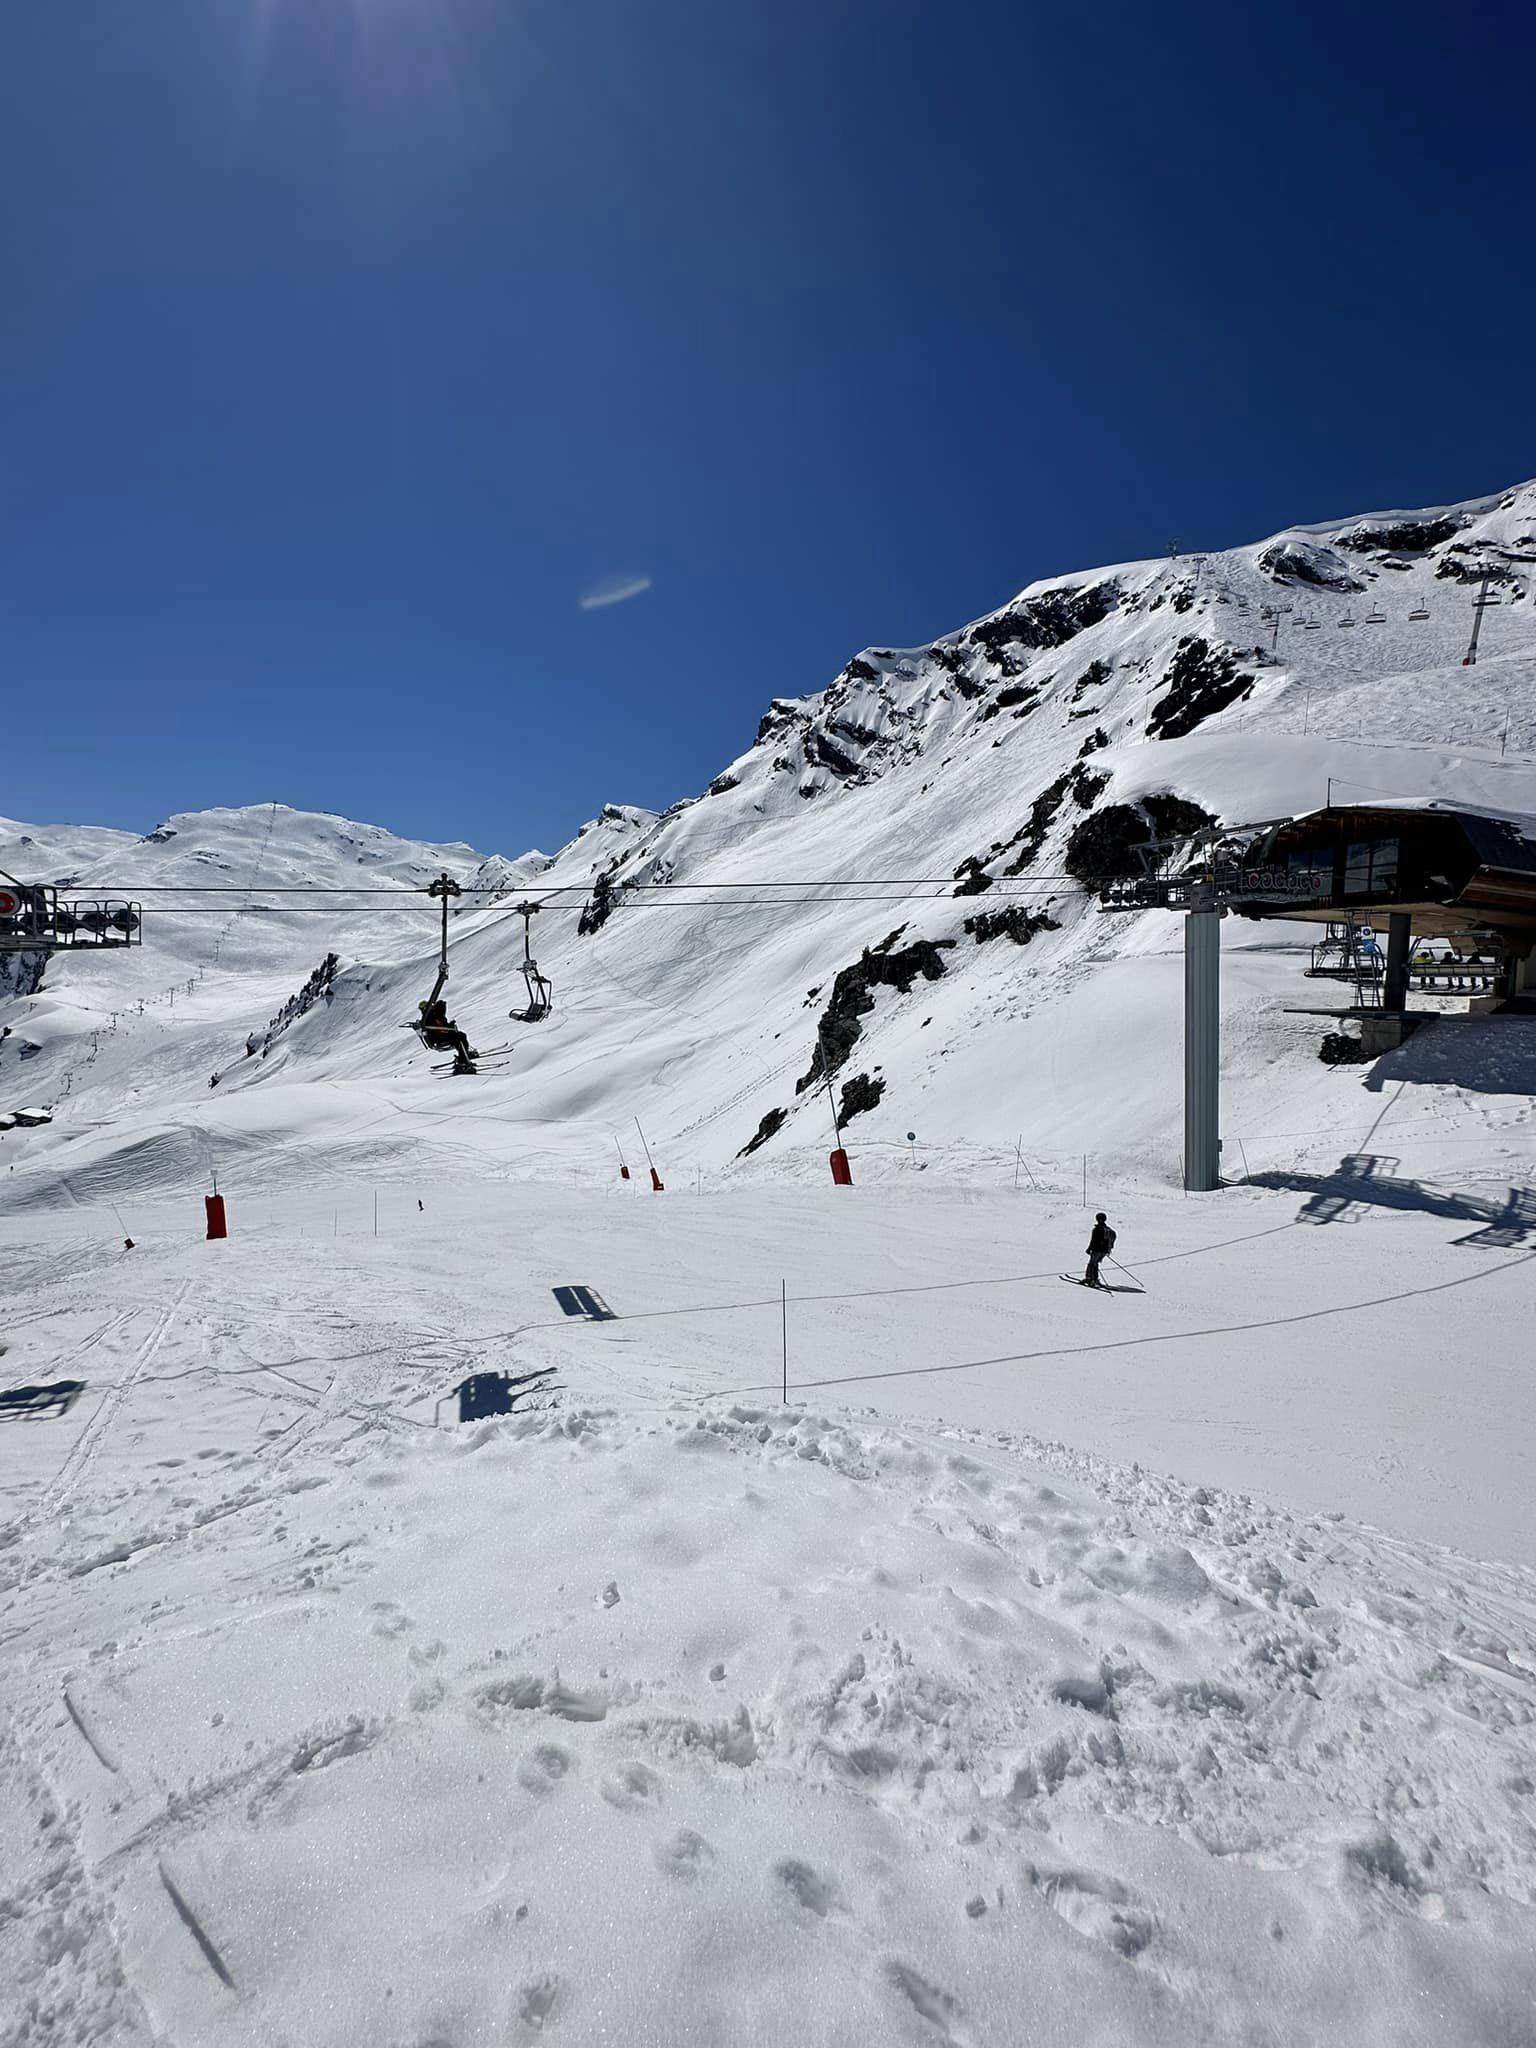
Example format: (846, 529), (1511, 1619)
(781, 1279), (788, 1405)
(636, 1118), (664, 1192)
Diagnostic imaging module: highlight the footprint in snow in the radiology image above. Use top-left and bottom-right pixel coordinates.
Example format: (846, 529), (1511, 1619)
(515, 1968), (561, 2030)
(600, 1762), (664, 1812)
(774, 1858), (839, 1917)
(518, 1744), (575, 1796)
(653, 1828), (715, 1881)
(1024, 1862), (1153, 1957)
(885, 1961), (968, 2044)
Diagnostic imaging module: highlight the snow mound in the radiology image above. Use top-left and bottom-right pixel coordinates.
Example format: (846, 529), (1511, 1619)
(6, 1373), (1535, 2044)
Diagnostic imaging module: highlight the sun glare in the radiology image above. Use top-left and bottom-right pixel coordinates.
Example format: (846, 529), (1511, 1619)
(234, 0), (473, 126)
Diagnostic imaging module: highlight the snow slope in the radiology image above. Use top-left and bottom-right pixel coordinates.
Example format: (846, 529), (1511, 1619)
(4, 1186), (1536, 2046)
(4, 481), (1536, 2044)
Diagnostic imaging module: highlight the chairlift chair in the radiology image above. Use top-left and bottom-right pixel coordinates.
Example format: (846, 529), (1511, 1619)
(509, 901), (554, 1023)
(1408, 603), (1430, 621)
(1339, 614), (1357, 628)
(1364, 606), (1386, 624)
(1307, 919), (1384, 985)
(410, 872), (477, 1074)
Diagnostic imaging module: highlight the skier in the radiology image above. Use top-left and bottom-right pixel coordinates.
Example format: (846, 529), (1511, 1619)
(1083, 1212), (1116, 1289)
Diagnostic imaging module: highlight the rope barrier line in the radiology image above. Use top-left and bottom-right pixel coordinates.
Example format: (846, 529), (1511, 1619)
(428, 1216), (1308, 1352)
(718, 1245), (1536, 1400)
(16, 1220), (1525, 1440)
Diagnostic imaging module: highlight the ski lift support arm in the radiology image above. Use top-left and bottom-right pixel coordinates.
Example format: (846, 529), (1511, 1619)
(425, 871), (462, 1004)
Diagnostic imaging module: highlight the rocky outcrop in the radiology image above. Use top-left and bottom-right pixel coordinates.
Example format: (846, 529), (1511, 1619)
(578, 869), (619, 936)
(1333, 515), (1463, 555)
(1147, 639), (1255, 740)
(737, 1105), (789, 1157)
(0, 952), (47, 1003)
(249, 952), (340, 1058)
(950, 760), (1106, 895)
(962, 905), (1061, 947)
(1434, 545), (1530, 589)
(837, 1072), (885, 1122)
(1256, 539), (1364, 592)
(1062, 796), (1216, 886)
(963, 579), (1119, 663)
(799, 933), (954, 1092)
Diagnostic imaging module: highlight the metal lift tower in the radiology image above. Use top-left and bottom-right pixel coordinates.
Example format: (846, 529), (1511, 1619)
(1099, 831), (1315, 1192)
(1182, 887), (1222, 1190)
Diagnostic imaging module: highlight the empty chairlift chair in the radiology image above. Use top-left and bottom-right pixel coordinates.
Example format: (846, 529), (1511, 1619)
(509, 902), (553, 1023)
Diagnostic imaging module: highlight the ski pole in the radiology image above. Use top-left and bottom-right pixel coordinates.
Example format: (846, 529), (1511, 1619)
(1109, 1254), (1146, 1290)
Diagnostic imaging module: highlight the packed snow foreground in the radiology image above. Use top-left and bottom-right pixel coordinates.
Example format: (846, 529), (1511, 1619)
(4, 1186), (1536, 2047)
(4, 479), (1536, 2041)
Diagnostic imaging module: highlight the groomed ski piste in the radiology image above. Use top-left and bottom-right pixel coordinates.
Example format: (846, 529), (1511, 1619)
(4, 482), (1536, 2044)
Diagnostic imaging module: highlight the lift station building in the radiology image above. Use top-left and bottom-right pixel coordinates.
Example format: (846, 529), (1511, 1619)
(1233, 800), (1536, 1038)
(1101, 798), (1536, 1192)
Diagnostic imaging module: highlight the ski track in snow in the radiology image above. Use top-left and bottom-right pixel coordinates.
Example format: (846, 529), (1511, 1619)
(1, 1193), (1535, 2045)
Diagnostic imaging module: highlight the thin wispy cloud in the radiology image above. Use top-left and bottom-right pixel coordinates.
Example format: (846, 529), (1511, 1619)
(579, 573), (652, 612)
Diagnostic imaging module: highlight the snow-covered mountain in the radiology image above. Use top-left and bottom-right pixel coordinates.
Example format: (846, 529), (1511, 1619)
(3, 480), (1535, 1206)
(6, 483), (1536, 2047)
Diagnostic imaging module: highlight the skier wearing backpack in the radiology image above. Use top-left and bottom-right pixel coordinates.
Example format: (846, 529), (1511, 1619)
(1084, 1213), (1116, 1289)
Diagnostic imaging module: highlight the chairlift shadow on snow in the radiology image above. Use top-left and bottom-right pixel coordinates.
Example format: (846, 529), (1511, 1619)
(0, 1378), (85, 1420)
(1245, 1153), (1536, 1245)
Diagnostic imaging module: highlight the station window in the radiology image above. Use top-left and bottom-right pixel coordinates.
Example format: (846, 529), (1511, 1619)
(1287, 844), (1331, 895)
(1344, 837), (1399, 898)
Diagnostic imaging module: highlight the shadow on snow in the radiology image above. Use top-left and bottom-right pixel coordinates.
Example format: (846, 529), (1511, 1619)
(1246, 1154), (1536, 1247)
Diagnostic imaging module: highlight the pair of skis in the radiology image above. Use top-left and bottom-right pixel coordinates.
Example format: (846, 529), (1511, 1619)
(429, 1041), (517, 1075)
(1059, 1266), (1143, 1294)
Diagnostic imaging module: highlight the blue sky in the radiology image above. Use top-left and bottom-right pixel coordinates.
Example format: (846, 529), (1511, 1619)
(3, 0), (1533, 858)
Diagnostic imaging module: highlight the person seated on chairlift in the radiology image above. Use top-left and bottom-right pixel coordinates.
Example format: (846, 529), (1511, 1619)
(418, 997), (474, 1066)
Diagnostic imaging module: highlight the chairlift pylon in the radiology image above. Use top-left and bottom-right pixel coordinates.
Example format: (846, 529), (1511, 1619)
(509, 901), (553, 1023)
